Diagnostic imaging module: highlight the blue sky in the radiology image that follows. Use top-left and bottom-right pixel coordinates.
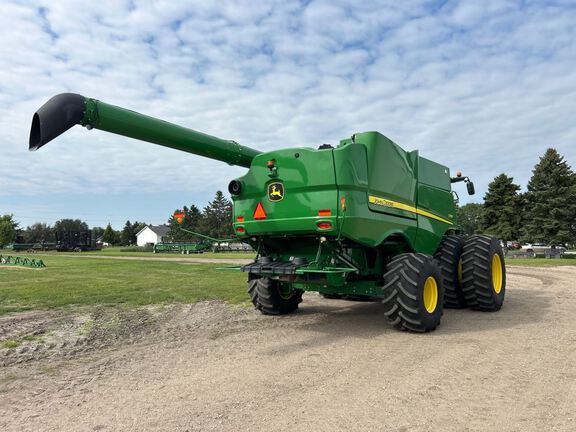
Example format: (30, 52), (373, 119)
(1, 0), (575, 229)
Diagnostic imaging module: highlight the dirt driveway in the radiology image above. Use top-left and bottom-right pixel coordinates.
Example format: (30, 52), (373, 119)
(1, 266), (575, 431)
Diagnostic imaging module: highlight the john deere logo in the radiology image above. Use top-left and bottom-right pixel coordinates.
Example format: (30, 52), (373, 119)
(268, 182), (284, 202)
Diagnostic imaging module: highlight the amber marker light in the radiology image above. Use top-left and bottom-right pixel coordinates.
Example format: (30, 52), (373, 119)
(236, 216), (245, 222)
(173, 211), (185, 224)
(318, 210), (332, 216)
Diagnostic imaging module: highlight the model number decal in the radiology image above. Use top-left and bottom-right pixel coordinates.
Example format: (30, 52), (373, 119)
(368, 195), (453, 225)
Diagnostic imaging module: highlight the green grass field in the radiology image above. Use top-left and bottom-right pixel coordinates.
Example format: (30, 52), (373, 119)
(1, 250), (574, 316)
(0, 255), (248, 316)
(0, 247), (255, 260)
(506, 258), (576, 267)
(80, 247), (256, 259)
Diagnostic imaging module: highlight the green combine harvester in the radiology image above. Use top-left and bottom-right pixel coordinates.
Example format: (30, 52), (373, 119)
(29, 93), (506, 332)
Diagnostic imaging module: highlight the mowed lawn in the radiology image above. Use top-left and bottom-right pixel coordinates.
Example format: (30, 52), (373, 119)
(1, 250), (574, 316)
(505, 258), (576, 267)
(0, 255), (248, 315)
(25, 247), (256, 260)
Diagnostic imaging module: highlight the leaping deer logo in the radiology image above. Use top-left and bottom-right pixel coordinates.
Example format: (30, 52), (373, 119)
(268, 183), (284, 201)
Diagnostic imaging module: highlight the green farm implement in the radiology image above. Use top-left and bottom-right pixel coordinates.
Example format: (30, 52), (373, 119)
(152, 228), (242, 254)
(153, 242), (209, 254)
(29, 93), (506, 332)
(0, 254), (46, 268)
(6, 242), (56, 252)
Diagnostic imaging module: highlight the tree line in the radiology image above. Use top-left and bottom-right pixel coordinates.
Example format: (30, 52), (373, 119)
(0, 191), (233, 247)
(457, 148), (576, 247)
(166, 190), (233, 241)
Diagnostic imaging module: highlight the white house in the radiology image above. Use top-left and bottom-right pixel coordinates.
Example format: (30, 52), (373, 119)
(136, 225), (170, 246)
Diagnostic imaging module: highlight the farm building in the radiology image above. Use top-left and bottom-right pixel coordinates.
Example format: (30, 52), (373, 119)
(136, 225), (170, 246)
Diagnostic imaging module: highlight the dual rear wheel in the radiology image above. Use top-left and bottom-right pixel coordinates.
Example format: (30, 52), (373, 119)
(433, 234), (506, 311)
(381, 234), (506, 332)
(247, 234), (505, 332)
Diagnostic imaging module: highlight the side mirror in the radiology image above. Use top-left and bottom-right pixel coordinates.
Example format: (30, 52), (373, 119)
(466, 181), (475, 195)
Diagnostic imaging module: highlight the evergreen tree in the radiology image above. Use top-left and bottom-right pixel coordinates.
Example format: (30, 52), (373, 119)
(522, 148), (576, 245)
(167, 205), (204, 241)
(480, 174), (522, 244)
(102, 223), (117, 245)
(200, 191), (233, 238)
(456, 203), (483, 235)
(131, 221), (148, 239)
(121, 220), (133, 245)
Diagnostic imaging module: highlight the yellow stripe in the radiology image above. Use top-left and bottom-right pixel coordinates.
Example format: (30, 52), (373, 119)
(368, 195), (453, 225)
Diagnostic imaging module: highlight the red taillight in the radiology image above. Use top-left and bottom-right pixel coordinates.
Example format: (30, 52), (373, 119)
(253, 202), (267, 220)
(317, 222), (332, 230)
(318, 209), (332, 216)
(236, 216), (245, 222)
(236, 227), (245, 234)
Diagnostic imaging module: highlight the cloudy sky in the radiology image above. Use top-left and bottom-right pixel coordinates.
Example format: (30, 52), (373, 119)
(1, 0), (575, 229)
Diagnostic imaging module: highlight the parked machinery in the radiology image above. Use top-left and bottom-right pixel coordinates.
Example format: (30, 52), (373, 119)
(29, 93), (506, 332)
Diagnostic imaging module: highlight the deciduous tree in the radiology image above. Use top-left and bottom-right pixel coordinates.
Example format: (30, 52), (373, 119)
(456, 203), (483, 235)
(0, 214), (18, 247)
(24, 222), (54, 243)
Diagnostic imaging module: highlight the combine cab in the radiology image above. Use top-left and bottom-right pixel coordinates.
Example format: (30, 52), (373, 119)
(29, 93), (506, 332)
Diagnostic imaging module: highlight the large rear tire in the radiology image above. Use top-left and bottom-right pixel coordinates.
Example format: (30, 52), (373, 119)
(382, 253), (444, 333)
(434, 235), (466, 308)
(461, 235), (506, 311)
(248, 275), (303, 315)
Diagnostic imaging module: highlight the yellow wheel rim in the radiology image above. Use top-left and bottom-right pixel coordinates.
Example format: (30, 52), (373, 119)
(492, 254), (503, 294)
(423, 276), (438, 313)
(278, 284), (293, 300)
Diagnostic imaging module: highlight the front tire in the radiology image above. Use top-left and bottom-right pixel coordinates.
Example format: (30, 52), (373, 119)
(461, 235), (506, 311)
(382, 253), (444, 333)
(248, 276), (303, 315)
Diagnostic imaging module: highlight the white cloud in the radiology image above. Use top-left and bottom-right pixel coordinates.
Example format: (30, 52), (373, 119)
(1, 0), (575, 225)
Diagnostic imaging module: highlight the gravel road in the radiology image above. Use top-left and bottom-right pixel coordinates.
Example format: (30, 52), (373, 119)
(1, 266), (575, 431)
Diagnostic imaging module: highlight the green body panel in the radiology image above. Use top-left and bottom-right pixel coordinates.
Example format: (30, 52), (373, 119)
(30, 94), (463, 298)
(233, 147), (338, 236)
(232, 132), (454, 251)
(231, 131), (457, 294)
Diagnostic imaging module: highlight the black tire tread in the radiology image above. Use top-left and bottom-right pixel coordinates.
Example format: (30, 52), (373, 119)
(382, 253), (443, 333)
(461, 235), (505, 311)
(248, 276), (303, 315)
(433, 235), (466, 308)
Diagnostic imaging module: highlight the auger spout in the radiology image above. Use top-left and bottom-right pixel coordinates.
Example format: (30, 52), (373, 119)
(29, 93), (260, 168)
